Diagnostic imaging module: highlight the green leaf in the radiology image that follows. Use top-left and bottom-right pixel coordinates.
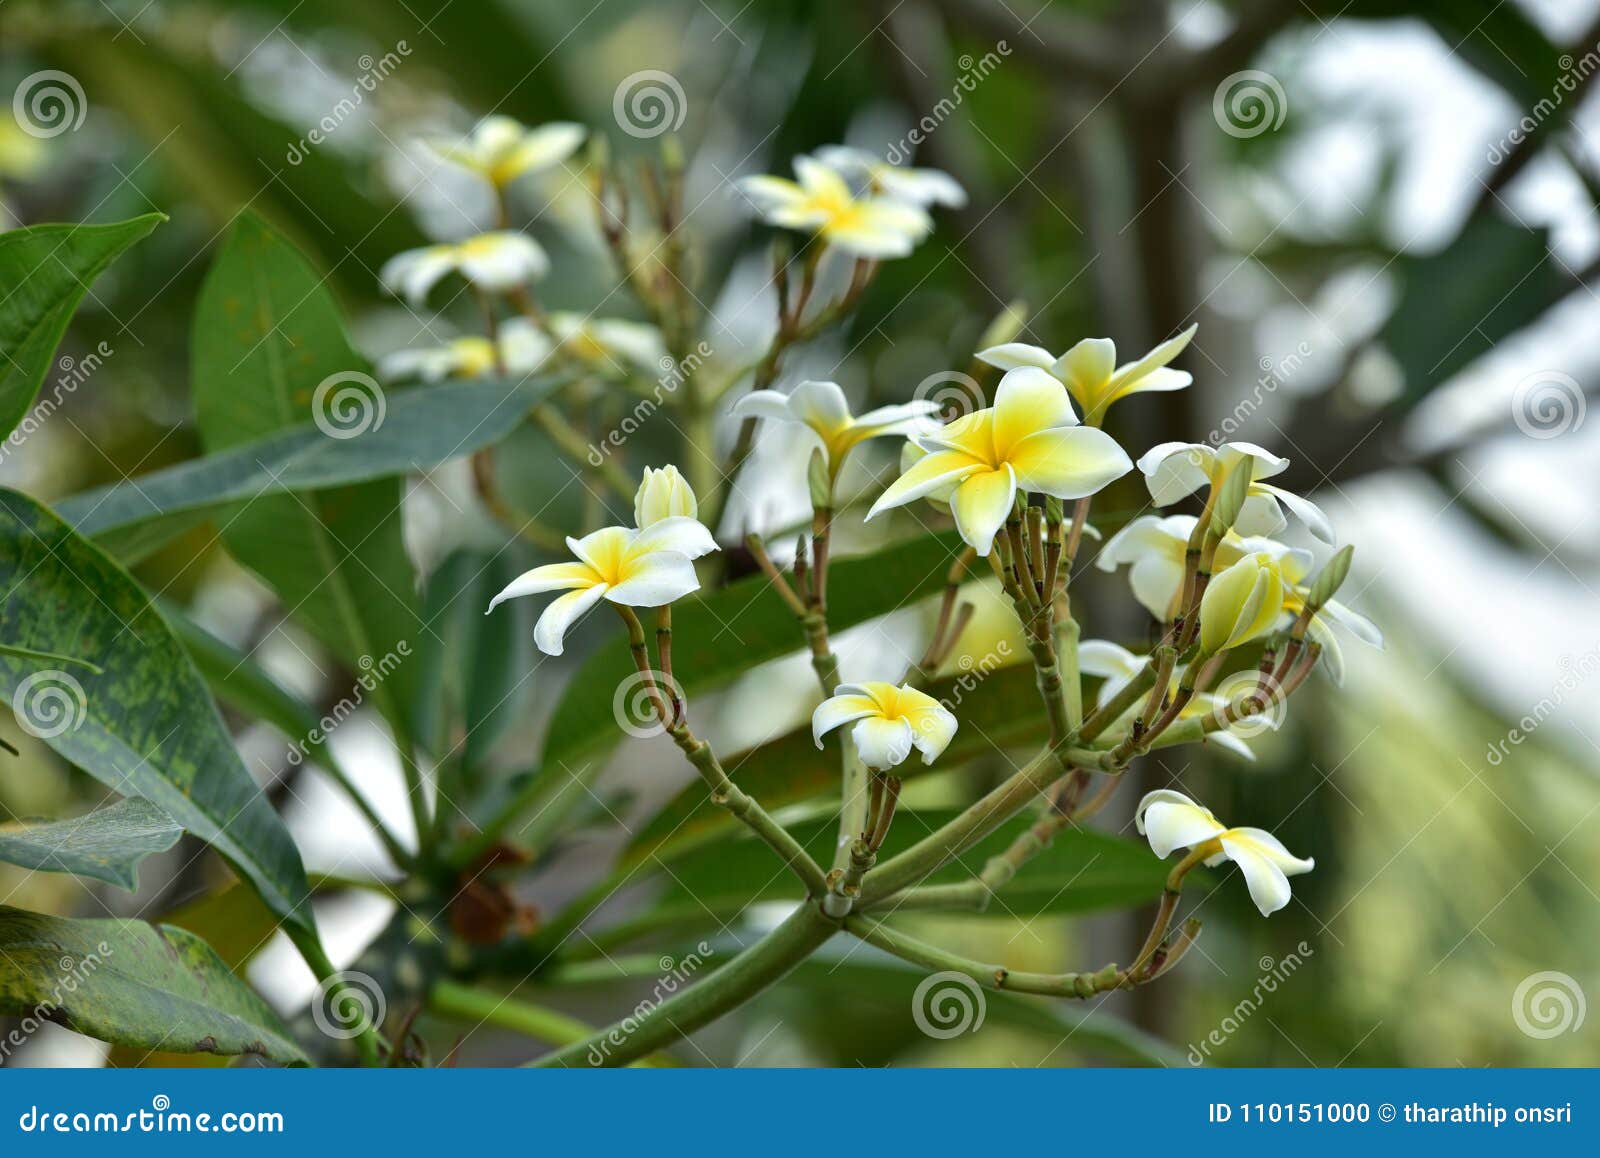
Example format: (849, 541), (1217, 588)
(0, 906), (306, 1063)
(57, 375), (556, 562)
(626, 811), (1170, 939)
(160, 599), (322, 744)
(413, 549), (535, 775)
(0, 215), (163, 439)
(0, 488), (319, 943)
(1384, 212), (1572, 399)
(0, 798), (181, 891)
(625, 663), (1046, 865)
(508, 532), (971, 845)
(189, 213), (420, 741)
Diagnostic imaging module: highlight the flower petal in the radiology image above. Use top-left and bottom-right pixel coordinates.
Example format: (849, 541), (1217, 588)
(534, 584), (608, 656)
(630, 516), (718, 561)
(903, 699), (958, 764)
(500, 122), (586, 180)
(976, 343), (1056, 374)
(605, 551), (701, 606)
(1138, 442), (1213, 506)
(731, 390), (799, 423)
(1235, 491), (1289, 537)
(1052, 337), (1116, 399)
(850, 716), (915, 769)
(812, 694), (881, 748)
(1106, 324), (1196, 394)
(1254, 482), (1336, 544)
(788, 380), (853, 434)
(823, 201), (931, 258)
(1007, 426), (1132, 499)
(1218, 828), (1314, 917)
(949, 465), (1017, 556)
(1129, 554), (1187, 621)
(486, 562), (598, 613)
(1135, 790), (1227, 859)
(868, 449), (987, 518)
(993, 366), (1079, 456)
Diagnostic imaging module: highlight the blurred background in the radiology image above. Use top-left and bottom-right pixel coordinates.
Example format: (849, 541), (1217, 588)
(1, 0), (1597, 1066)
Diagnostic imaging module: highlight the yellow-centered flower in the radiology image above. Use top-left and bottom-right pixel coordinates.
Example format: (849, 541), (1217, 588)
(738, 156), (933, 259)
(868, 367), (1132, 555)
(813, 146), (967, 208)
(1137, 440), (1334, 543)
(380, 232), (548, 305)
(487, 515), (716, 656)
(978, 325), (1196, 425)
(378, 319), (549, 382)
(423, 116), (586, 190)
(733, 380), (940, 477)
(1078, 639), (1266, 761)
(1136, 789), (1314, 917)
(812, 682), (958, 770)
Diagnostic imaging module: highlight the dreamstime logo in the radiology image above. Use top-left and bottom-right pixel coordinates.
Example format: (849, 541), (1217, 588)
(0, 942), (111, 1062)
(1512, 971), (1586, 1040)
(1207, 341), (1313, 445)
(1511, 370), (1584, 439)
(1212, 671), (1286, 738)
(0, 342), (113, 465)
(11, 670), (87, 739)
(1187, 943), (1313, 1065)
(612, 668), (683, 738)
(911, 971), (986, 1039)
(312, 371), (386, 439)
(13, 71), (87, 139)
(942, 640), (1013, 709)
(585, 943), (713, 1065)
(587, 340), (712, 464)
(913, 369), (984, 421)
(285, 41), (411, 164)
(312, 970), (386, 1040)
(1488, 43), (1600, 164)
(1212, 70), (1287, 139)
(613, 70), (686, 139)
(883, 43), (1010, 165)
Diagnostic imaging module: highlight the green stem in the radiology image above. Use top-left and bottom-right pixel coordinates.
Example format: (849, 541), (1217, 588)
(428, 980), (673, 1066)
(531, 902), (839, 1067)
(845, 916), (1124, 999)
(292, 932), (381, 1067)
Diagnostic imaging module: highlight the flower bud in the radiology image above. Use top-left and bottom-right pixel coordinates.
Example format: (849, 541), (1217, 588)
(807, 447), (832, 509)
(976, 299), (1029, 351)
(1200, 552), (1285, 655)
(634, 464), (697, 527)
(1306, 544), (1353, 611)
(1208, 458), (1254, 538)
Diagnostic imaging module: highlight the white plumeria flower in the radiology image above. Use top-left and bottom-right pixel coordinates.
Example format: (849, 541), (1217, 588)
(1136, 441), (1335, 544)
(378, 318), (550, 382)
(1077, 640), (1265, 761)
(812, 145), (967, 208)
(546, 312), (667, 374)
(978, 325), (1196, 425)
(733, 380), (940, 478)
(1135, 790), (1314, 917)
(738, 156), (933, 259)
(423, 115), (586, 190)
(380, 232), (549, 305)
(812, 681), (958, 770)
(486, 518), (717, 656)
(634, 465), (697, 528)
(868, 367), (1132, 555)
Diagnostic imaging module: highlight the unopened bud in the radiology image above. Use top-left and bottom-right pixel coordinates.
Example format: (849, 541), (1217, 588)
(807, 447), (833, 510)
(976, 299), (1029, 351)
(1306, 544), (1353, 610)
(1208, 463), (1254, 538)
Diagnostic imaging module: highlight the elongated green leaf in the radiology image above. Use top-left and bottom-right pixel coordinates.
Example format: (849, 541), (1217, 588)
(0, 489), (318, 942)
(0, 215), (163, 439)
(626, 662), (1046, 865)
(414, 549), (535, 774)
(190, 213), (420, 740)
(623, 810), (1168, 940)
(57, 375), (556, 561)
(507, 532), (971, 844)
(0, 798), (181, 890)
(161, 600), (322, 744)
(0, 906), (306, 1063)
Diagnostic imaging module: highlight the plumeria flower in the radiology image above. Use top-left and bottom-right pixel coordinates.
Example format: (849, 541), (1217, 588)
(1135, 790), (1314, 917)
(812, 682), (958, 770)
(423, 115), (586, 191)
(978, 325), (1196, 426)
(634, 465), (697, 528)
(380, 232), (548, 305)
(1078, 640), (1265, 760)
(546, 312), (667, 374)
(486, 518), (717, 656)
(733, 380), (940, 479)
(1137, 441), (1334, 544)
(738, 156), (933, 259)
(813, 145), (967, 208)
(378, 318), (549, 382)
(868, 367), (1133, 555)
